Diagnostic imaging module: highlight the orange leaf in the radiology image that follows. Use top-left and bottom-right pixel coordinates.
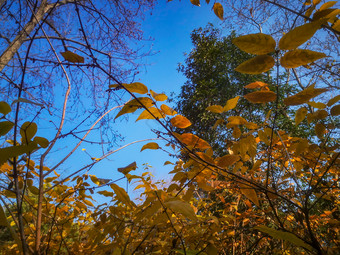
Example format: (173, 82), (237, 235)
(244, 81), (268, 89)
(244, 91), (277, 103)
(170, 115), (192, 128)
(217, 155), (240, 168)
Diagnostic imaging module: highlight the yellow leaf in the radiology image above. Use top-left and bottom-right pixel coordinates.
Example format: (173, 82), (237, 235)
(313, 8), (340, 20)
(150, 90), (167, 101)
(240, 184), (260, 207)
(295, 107), (308, 125)
(226, 116), (248, 127)
(161, 104), (177, 115)
(281, 49), (326, 68)
(110, 183), (136, 208)
(115, 97), (154, 119)
(217, 155), (240, 168)
(98, 190), (114, 197)
(278, 20), (324, 50)
(170, 115), (192, 128)
(164, 199), (197, 221)
(235, 55), (275, 74)
(232, 126), (241, 139)
(140, 142), (159, 151)
(330, 104), (340, 116)
(327, 95), (340, 106)
(332, 19), (340, 32)
(255, 225), (313, 251)
(305, 6), (315, 18)
(118, 161), (137, 174)
(213, 2), (224, 21)
(307, 101), (326, 109)
(284, 85), (328, 106)
(223, 96), (240, 112)
(178, 133), (211, 150)
(313, 0), (321, 5)
(319, 1), (338, 11)
(315, 123), (326, 139)
(136, 107), (165, 121)
(244, 81), (268, 89)
(212, 119), (224, 129)
(232, 33), (276, 55)
(244, 122), (258, 129)
(109, 82), (148, 94)
(0, 101), (11, 115)
(190, 0), (200, 6)
(20, 122), (37, 143)
(61, 51), (84, 63)
(206, 105), (224, 113)
(244, 91), (277, 103)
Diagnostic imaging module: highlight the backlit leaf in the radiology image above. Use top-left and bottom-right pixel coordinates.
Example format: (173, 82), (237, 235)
(307, 101), (326, 109)
(118, 161), (137, 174)
(206, 105), (223, 113)
(327, 95), (340, 106)
(170, 115), (192, 128)
(61, 51), (84, 63)
(295, 107), (308, 125)
(150, 90), (168, 101)
(240, 184), (260, 206)
(0, 102), (11, 115)
(319, 1), (338, 10)
(213, 2), (224, 20)
(110, 183), (136, 208)
(233, 33), (276, 55)
(226, 116), (248, 127)
(33, 136), (49, 148)
(279, 20), (324, 50)
(244, 91), (277, 103)
(235, 55), (275, 74)
(141, 142), (159, 151)
(223, 96), (240, 111)
(313, 8), (340, 20)
(0, 121), (14, 136)
(330, 104), (340, 116)
(164, 199), (197, 221)
(136, 107), (165, 121)
(178, 133), (211, 150)
(280, 49), (326, 68)
(20, 122), (37, 143)
(244, 81), (268, 89)
(109, 82), (148, 94)
(315, 123), (326, 138)
(98, 190), (114, 197)
(284, 85), (327, 105)
(255, 225), (313, 251)
(190, 0), (200, 6)
(115, 97), (154, 119)
(161, 104), (177, 115)
(217, 155), (240, 168)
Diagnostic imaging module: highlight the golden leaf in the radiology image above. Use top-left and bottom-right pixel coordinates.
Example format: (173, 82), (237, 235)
(164, 199), (197, 221)
(136, 107), (165, 121)
(235, 55), (275, 74)
(178, 133), (211, 150)
(307, 101), (326, 109)
(213, 2), (224, 21)
(170, 115), (192, 128)
(313, 8), (340, 20)
(190, 0), (200, 6)
(206, 105), (224, 113)
(109, 82), (148, 94)
(115, 97), (154, 119)
(240, 184), (260, 207)
(140, 142), (159, 152)
(150, 90), (167, 101)
(233, 33), (276, 55)
(110, 183), (136, 208)
(315, 123), (326, 139)
(284, 85), (328, 106)
(295, 107), (308, 125)
(217, 154), (240, 168)
(212, 119), (224, 129)
(161, 104), (177, 115)
(279, 20), (324, 50)
(244, 81), (268, 89)
(330, 104), (340, 116)
(232, 126), (241, 139)
(223, 96), (240, 112)
(281, 49), (326, 68)
(226, 116), (248, 128)
(327, 95), (340, 106)
(244, 91), (277, 103)
(319, 1), (338, 11)
(332, 19), (340, 32)
(61, 51), (84, 63)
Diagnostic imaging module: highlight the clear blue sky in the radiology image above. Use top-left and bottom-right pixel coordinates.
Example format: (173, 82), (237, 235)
(84, 1), (224, 196)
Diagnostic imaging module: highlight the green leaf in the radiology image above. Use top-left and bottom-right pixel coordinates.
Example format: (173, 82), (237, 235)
(0, 143), (39, 165)
(20, 122), (37, 143)
(11, 98), (43, 107)
(280, 49), (326, 68)
(279, 20), (324, 50)
(0, 101), (11, 115)
(164, 199), (198, 221)
(140, 142), (159, 152)
(0, 205), (22, 252)
(0, 121), (14, 136)
(61, 51), (84, 63)
(213, 3), (224, 21)
(235, 55), (275, 74)
(233, 33), (276, 55)
(33, 136), (49, 148)
(255, 225), (313, 251)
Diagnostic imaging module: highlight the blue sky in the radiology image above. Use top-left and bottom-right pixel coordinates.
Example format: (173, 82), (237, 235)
(82, 1), (223, 196)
